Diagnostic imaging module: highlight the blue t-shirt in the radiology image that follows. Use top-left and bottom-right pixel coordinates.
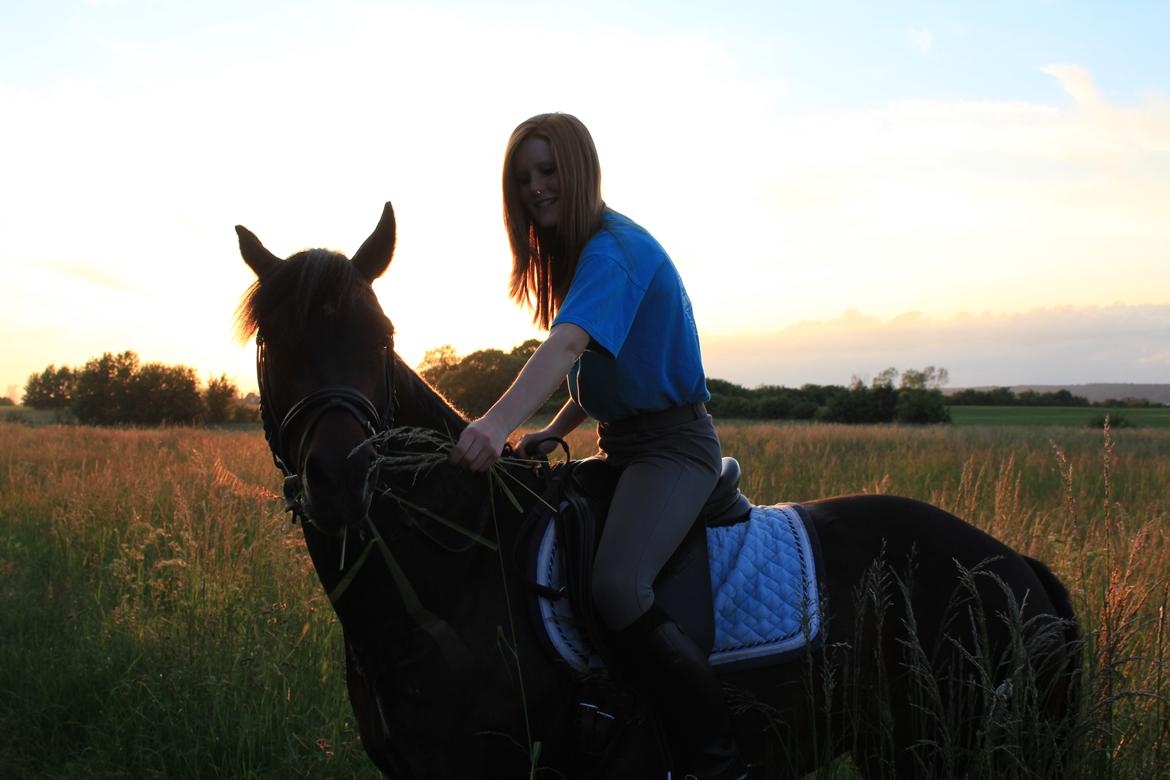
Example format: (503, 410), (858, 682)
(552, 210), (710, 422)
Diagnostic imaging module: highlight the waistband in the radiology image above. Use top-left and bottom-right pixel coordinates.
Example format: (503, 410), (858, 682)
(598, 403), (708, 435)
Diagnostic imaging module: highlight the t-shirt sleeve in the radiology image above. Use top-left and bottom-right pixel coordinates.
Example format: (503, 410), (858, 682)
(553, 250), (648, 357)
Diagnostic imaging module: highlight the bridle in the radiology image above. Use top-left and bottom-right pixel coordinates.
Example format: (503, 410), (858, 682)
(255, 332), (398, 527)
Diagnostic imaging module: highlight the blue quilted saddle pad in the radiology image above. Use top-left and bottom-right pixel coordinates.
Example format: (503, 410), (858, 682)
(533, 503), (823, 673)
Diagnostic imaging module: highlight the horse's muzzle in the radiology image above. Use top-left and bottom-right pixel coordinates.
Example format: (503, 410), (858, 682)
(300, 444), (378, 535)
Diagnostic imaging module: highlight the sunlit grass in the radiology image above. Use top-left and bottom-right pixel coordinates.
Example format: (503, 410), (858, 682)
(1, 420), (1167, 777)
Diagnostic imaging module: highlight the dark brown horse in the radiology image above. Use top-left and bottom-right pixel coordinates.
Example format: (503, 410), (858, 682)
(235, 203), (1080, 779)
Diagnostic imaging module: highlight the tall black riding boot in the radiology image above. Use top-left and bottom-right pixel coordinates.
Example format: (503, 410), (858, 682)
(612, 607), (748, 780)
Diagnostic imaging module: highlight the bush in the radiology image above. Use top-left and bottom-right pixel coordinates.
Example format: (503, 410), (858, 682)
(232, 402), (260, 423)
(1089, 414), (1134, 429)
(895, 389), (951, 424)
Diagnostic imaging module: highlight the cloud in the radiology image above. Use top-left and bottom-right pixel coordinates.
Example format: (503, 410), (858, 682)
(1040, 63), (1101, 106)
(702, 304), (1170, 388)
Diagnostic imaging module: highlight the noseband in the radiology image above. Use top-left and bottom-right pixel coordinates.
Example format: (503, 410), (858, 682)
(256, 334), (397, 525)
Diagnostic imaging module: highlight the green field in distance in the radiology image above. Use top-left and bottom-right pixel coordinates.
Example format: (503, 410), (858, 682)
(948, 405), (1170, 428)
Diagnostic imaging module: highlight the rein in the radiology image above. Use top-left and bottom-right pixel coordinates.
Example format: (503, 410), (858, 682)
(254, 333), (479, 672)
(256, 334), (397, 521)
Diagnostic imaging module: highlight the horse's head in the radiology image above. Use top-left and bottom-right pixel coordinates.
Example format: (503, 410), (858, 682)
(236, 202), (397, 536)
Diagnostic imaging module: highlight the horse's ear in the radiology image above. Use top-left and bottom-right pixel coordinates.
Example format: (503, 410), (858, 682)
(351, 202), (396, 282)
(236, 225), (282, 278)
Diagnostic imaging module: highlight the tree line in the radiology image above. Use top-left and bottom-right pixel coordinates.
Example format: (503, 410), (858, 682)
(419, 340), (571, 418)
(705, 367), (952, 424)
(26, 342), (1157, 429)
(22, 352), (255, 425)
(947, 387), (1164, 408)
(420, 346), (953, 424)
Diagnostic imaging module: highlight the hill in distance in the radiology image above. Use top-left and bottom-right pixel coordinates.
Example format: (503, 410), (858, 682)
(946, 383), (1170, 404)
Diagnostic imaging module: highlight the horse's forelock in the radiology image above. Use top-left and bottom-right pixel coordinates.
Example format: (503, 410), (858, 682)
(235, 249), (377, 342)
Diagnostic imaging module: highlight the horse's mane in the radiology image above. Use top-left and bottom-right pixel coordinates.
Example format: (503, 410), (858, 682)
(236, 250), (381, 342)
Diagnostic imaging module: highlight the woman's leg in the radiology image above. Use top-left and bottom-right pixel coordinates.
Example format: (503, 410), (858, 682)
(591, 445), (718, 630)
(591, 415), (745, 779)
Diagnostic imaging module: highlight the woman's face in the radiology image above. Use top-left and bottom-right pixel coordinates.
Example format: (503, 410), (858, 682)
(512, 136), (559, 229)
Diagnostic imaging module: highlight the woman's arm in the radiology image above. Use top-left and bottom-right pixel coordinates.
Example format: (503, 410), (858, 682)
(517, 398), (589, 457)
(449, 323), (590, 471)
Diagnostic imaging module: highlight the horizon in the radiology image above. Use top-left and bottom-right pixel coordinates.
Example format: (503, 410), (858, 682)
(3, 1), (1168, 397)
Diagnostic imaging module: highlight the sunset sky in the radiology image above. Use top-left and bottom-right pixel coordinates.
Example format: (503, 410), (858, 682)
(3, 0), (1168, 400)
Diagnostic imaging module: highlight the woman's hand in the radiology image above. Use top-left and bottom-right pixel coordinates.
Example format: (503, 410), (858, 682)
(448, 325), (589, 472)
(449, 417), (508, 472)
(517, 428), (561, 459)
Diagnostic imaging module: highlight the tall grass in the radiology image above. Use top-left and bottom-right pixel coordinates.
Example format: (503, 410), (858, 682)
(1, 420), (1166, 777)
(0, 424), (379, 778)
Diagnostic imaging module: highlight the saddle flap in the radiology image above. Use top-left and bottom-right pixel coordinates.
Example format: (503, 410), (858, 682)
(655, 523), (715, 653)
(546, 456), (716, 660)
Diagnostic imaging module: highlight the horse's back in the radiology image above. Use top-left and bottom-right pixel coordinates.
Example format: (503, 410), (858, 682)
(801, 492), (1071, 664)
(804, 492), (1045, 588)
(785, 494), (1079, 776)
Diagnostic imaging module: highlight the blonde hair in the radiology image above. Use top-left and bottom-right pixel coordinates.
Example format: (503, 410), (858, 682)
(502, 113), (604, 330)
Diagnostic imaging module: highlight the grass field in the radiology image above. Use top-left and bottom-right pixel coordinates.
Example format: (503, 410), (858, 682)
(949, 405), (1170, 428)
(1, 419), (1168, 778)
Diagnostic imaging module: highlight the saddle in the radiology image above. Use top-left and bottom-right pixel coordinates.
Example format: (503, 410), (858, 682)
(527, 456), (753, 664)
(523, 457), (823, 765)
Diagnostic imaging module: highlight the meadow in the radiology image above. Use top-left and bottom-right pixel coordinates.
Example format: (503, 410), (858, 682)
(1, 419), (1167, 778)
(948, 405), (1170, 429)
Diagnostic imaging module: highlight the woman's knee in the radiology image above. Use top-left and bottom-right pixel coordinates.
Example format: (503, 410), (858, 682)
(591, 564), (646, 629)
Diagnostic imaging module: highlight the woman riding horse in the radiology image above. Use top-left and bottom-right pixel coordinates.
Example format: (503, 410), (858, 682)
(235, 198), (1080, 778)
(448, 112), (745, 780)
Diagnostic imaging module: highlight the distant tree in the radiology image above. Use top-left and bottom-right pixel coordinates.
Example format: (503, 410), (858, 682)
(799, 384), (837, 407)
(127, 363), (203, 425)
(948, 387), (1017, 406)
(896, 388), (951, 424)
(825, 384), (873, 423)
(203, 374), (239, 424)
(73, 351), (139, 425)
(418, 345), (460, 383)
(871, 383), (899, 420)
(900, 366), (949, 391)
(419, 339), (567, 419)
(0, 397), (13, 407)
(707, 378), (753, 398)
(1017, 389), (1090, 407)
(71, 351), (207, 425)
(872, 367), (898, 389)
(789, 400), (818, 420)
(23, 365), (75, 409)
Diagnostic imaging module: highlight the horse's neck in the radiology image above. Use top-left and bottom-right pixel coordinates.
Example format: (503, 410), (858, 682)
(387, 356), (526, 544)
(391, 356), (468, 434)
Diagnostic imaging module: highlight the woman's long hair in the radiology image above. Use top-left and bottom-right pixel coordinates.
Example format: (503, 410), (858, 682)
(503, 113), (604, 330)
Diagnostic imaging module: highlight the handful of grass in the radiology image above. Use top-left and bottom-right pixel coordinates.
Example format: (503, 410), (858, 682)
(353, 425), (556, 513)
